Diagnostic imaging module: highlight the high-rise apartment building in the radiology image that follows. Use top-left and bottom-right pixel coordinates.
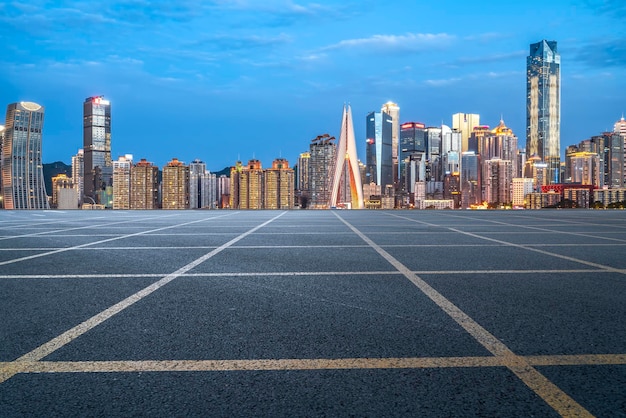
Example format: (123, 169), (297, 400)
(330, 104), (364, 209)
(112, 155), (132, 209)
(482, 158), (512, 205)
(71, 149), (84, 206)
(189, 159), (216, 209)
(237, 159), (264, 209)
(526, 40), (561, 184)
(1, 102), (49, 209)
(381, 102), (400, 184)
(309, 136), (336, 209)
(162, 158), (189, 209)
(265, 158), (294, 209)
(83, 96), (112, 205)
(452, 113), (480, 153)
(130, 159), (159, 209)
(476, 119), (518, 177)
(365, 111), (393, 190)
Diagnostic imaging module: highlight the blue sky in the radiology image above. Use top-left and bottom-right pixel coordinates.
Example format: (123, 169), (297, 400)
(1, 0), (625, 171)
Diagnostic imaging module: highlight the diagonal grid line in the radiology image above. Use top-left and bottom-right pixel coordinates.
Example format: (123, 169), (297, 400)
(333, 212), (593, 418)
(0, 211), (286, 384)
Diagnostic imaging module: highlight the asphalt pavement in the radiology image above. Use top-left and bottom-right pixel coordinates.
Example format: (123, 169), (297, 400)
(1, 209), (625, 417)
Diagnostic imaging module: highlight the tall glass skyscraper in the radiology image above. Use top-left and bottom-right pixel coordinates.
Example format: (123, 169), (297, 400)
(365, 111), (393, 190)
(526, 40), (560, 184)
(83, 96), (112, 204)
(1, 102), (49, 209)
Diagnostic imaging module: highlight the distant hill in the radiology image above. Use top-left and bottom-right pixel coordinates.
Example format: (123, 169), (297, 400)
(43, 161), (71, 195)
(214, 166), (230, 177)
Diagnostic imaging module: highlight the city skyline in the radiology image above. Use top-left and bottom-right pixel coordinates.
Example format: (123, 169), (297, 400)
(1, 1), (625, 170)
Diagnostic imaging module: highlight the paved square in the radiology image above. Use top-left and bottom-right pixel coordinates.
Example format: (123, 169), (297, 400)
(1, 209), (625, 417)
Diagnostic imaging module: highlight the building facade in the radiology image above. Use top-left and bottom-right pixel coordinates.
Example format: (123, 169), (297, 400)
(1, 102), (49, 209)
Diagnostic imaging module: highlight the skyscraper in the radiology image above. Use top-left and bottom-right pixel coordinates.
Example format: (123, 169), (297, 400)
(526, 40), (561, 184)
(1, 102), (49, 209)
(330, 104), (364, 209)
(83, 96), (112, 205)
(381, 101), (400, 184)
(365, 111), (393, 190)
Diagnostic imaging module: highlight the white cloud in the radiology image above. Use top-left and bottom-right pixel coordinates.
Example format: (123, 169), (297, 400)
(320, 33), (455, 53)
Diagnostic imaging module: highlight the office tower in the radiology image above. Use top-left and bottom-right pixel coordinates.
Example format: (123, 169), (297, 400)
(527, 40), (561, 184)
(482, 158), (512, 205)
(130, 158), (159, 209)
(112, 155), (132, 209)
(309, 135), (336, 209)
(512, 178), (534, 207)
(71, 149), (84, 206)
(1, 102), (49, 209)
(265, 158), (294, 209)
(381, 101), (400, 184)
(83, 96), (112, 205)
(162, 158), (189, 209)
(330, 104), (365, 209)
(565, 151), (601, 186)
(365, 111), (393, 190)
(452, 113), (480, 153)
(189, 159), (216, 209)
(460, 151), (481, 208)
(516, 149), (527, 179)
(399, 122), (426, 196)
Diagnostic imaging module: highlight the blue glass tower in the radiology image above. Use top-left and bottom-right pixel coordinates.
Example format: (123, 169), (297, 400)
(526, 40), (561, 184)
